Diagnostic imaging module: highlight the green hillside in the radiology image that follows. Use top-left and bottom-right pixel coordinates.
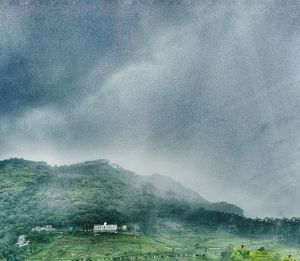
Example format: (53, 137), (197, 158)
(0, 158), (245, 260)
(24, 229), (300, 260)
(1, 158), (300, 260)
(0, 158), (243, 234)
(25, 233), (172, 261)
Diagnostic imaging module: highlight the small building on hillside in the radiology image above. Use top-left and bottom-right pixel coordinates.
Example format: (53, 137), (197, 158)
(32, 225), (56, 232)
(16, 235), (29, 247)
(93, 222), (117, 233)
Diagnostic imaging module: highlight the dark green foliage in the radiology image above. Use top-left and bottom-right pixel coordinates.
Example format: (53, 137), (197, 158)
(27, 232), (51, 243)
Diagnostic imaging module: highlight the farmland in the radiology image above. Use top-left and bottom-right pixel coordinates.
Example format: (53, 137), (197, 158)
(24, 229), (300, 260)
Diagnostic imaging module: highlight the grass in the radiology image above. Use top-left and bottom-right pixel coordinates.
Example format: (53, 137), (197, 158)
(25, 233), (172, 260)
(150, 228), (300, 260)
(23, 229), (300, 260)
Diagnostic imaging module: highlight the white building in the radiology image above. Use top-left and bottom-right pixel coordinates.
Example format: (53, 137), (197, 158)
(121, 225), (127, 231)
(16, 235), (29, 247)
(93, 222), (117, 233)
(32, 225), (56, 232)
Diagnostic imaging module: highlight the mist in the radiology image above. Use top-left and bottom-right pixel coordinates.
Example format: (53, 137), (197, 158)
(1, 0), (300, 217)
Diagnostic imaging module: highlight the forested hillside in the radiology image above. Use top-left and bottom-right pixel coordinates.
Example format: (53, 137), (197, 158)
(0, 158), (240, 235)
(1, 158), (300, 260)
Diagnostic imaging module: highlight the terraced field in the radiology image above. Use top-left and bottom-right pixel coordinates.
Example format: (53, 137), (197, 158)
(153, 229), (300, 260)
(24, 230), (300, 260)
(25, 233), (172, 260)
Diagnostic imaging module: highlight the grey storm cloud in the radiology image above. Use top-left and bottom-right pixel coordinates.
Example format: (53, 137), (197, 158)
(1, 0), (300, 217)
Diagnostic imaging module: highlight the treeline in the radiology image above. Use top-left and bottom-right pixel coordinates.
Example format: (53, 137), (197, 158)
(155, 200), (300, 245)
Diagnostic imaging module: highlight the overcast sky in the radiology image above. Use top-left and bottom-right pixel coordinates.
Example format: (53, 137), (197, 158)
(1, 0), (300, 217)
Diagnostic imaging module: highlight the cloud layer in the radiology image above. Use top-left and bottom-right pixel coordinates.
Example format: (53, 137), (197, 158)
(1, 0), (300, 217)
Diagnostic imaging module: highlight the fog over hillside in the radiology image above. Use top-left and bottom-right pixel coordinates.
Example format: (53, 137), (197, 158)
(1, 0), (300, 217)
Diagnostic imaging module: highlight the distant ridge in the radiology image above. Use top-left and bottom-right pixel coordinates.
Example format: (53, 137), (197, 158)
(144, 173), (209, 203)
(144, 173), (243, 216)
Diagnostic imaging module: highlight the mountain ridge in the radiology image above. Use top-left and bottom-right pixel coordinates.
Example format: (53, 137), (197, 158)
(0, 157), (244, 216)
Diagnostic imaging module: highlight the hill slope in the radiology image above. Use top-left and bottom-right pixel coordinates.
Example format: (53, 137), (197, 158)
(144, 173), (243, 216)
(2, 158), (300, 261)
(25, 233), (172, 261)
(0, 158), (245, 260)
(0, 158), (243, 225)
(143, 173), (209, 203)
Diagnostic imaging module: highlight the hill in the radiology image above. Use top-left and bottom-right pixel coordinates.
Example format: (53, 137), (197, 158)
(0, 157), (246, 260)
(2, 158), (300, 260)
(0, 158), (243, 230)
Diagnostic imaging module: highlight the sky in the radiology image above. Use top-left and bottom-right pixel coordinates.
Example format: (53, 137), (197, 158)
(1, 0), (300, 217)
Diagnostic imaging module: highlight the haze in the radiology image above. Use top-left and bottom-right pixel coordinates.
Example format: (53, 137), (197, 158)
(1, 0), (300, 217)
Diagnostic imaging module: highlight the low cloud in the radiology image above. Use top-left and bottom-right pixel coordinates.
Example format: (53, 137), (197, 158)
(1, 0), (300, 217)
